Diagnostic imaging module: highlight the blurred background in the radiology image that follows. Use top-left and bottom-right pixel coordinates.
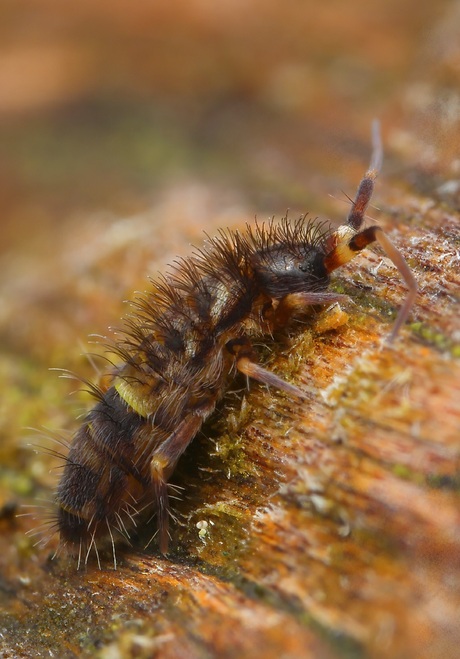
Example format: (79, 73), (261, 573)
(1, 3), (460, 656)
(1, 0), (459, 260)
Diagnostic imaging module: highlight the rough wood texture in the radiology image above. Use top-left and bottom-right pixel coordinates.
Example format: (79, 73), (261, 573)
(0, 2), (459, 658)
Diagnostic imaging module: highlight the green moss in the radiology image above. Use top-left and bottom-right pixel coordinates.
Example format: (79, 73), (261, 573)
(409, 322), (460, 356)
(391, 463), (460, 490)
(350, 526), (404, 558)
(211, 400), (259, 479)
(426, 472), (460, 491)
(392, 463), (413, 480)
(7, 471), (34, 497)
(182, 502), (250, 573)
(233, 575), (366, 659)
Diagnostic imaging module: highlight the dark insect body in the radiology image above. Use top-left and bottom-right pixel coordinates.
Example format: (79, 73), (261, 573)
(51, 125), (417, 568)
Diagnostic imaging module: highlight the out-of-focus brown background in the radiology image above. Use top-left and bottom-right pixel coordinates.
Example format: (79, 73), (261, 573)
(0, 2), (459, 658)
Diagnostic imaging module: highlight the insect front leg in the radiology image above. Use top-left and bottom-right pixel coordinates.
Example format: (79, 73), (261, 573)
(324, 224), (417, 341)
(271, 291), (350, 328)
(150, 414), (204, 554)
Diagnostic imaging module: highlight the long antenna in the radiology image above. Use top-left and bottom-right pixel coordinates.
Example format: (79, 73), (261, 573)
(347, 121), (383, 231)
(368, 119), (383, 175)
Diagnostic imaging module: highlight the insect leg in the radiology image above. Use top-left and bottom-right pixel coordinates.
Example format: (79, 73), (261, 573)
(272, 291), (350, 327)
(355, 226), (417, 340)
(227, 337), (306, 399)
(325, 224), (417, 341)
(150, 414), (203, 554)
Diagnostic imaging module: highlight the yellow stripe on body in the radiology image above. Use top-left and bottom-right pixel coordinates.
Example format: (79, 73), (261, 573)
(115, 377), (155, 418)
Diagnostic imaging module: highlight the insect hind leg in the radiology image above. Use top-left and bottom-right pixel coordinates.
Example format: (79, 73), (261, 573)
(149, 414), (203, 554)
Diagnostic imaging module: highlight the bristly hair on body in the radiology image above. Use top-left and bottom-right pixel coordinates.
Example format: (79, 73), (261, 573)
(38, 122), (417, 569)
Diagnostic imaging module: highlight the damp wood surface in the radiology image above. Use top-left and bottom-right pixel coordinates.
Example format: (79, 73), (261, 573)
(1, 2), (460, 659)
(1, 166), (459, 659)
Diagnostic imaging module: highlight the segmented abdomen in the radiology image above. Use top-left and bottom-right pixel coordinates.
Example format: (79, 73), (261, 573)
(55, 271), (249, 554)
